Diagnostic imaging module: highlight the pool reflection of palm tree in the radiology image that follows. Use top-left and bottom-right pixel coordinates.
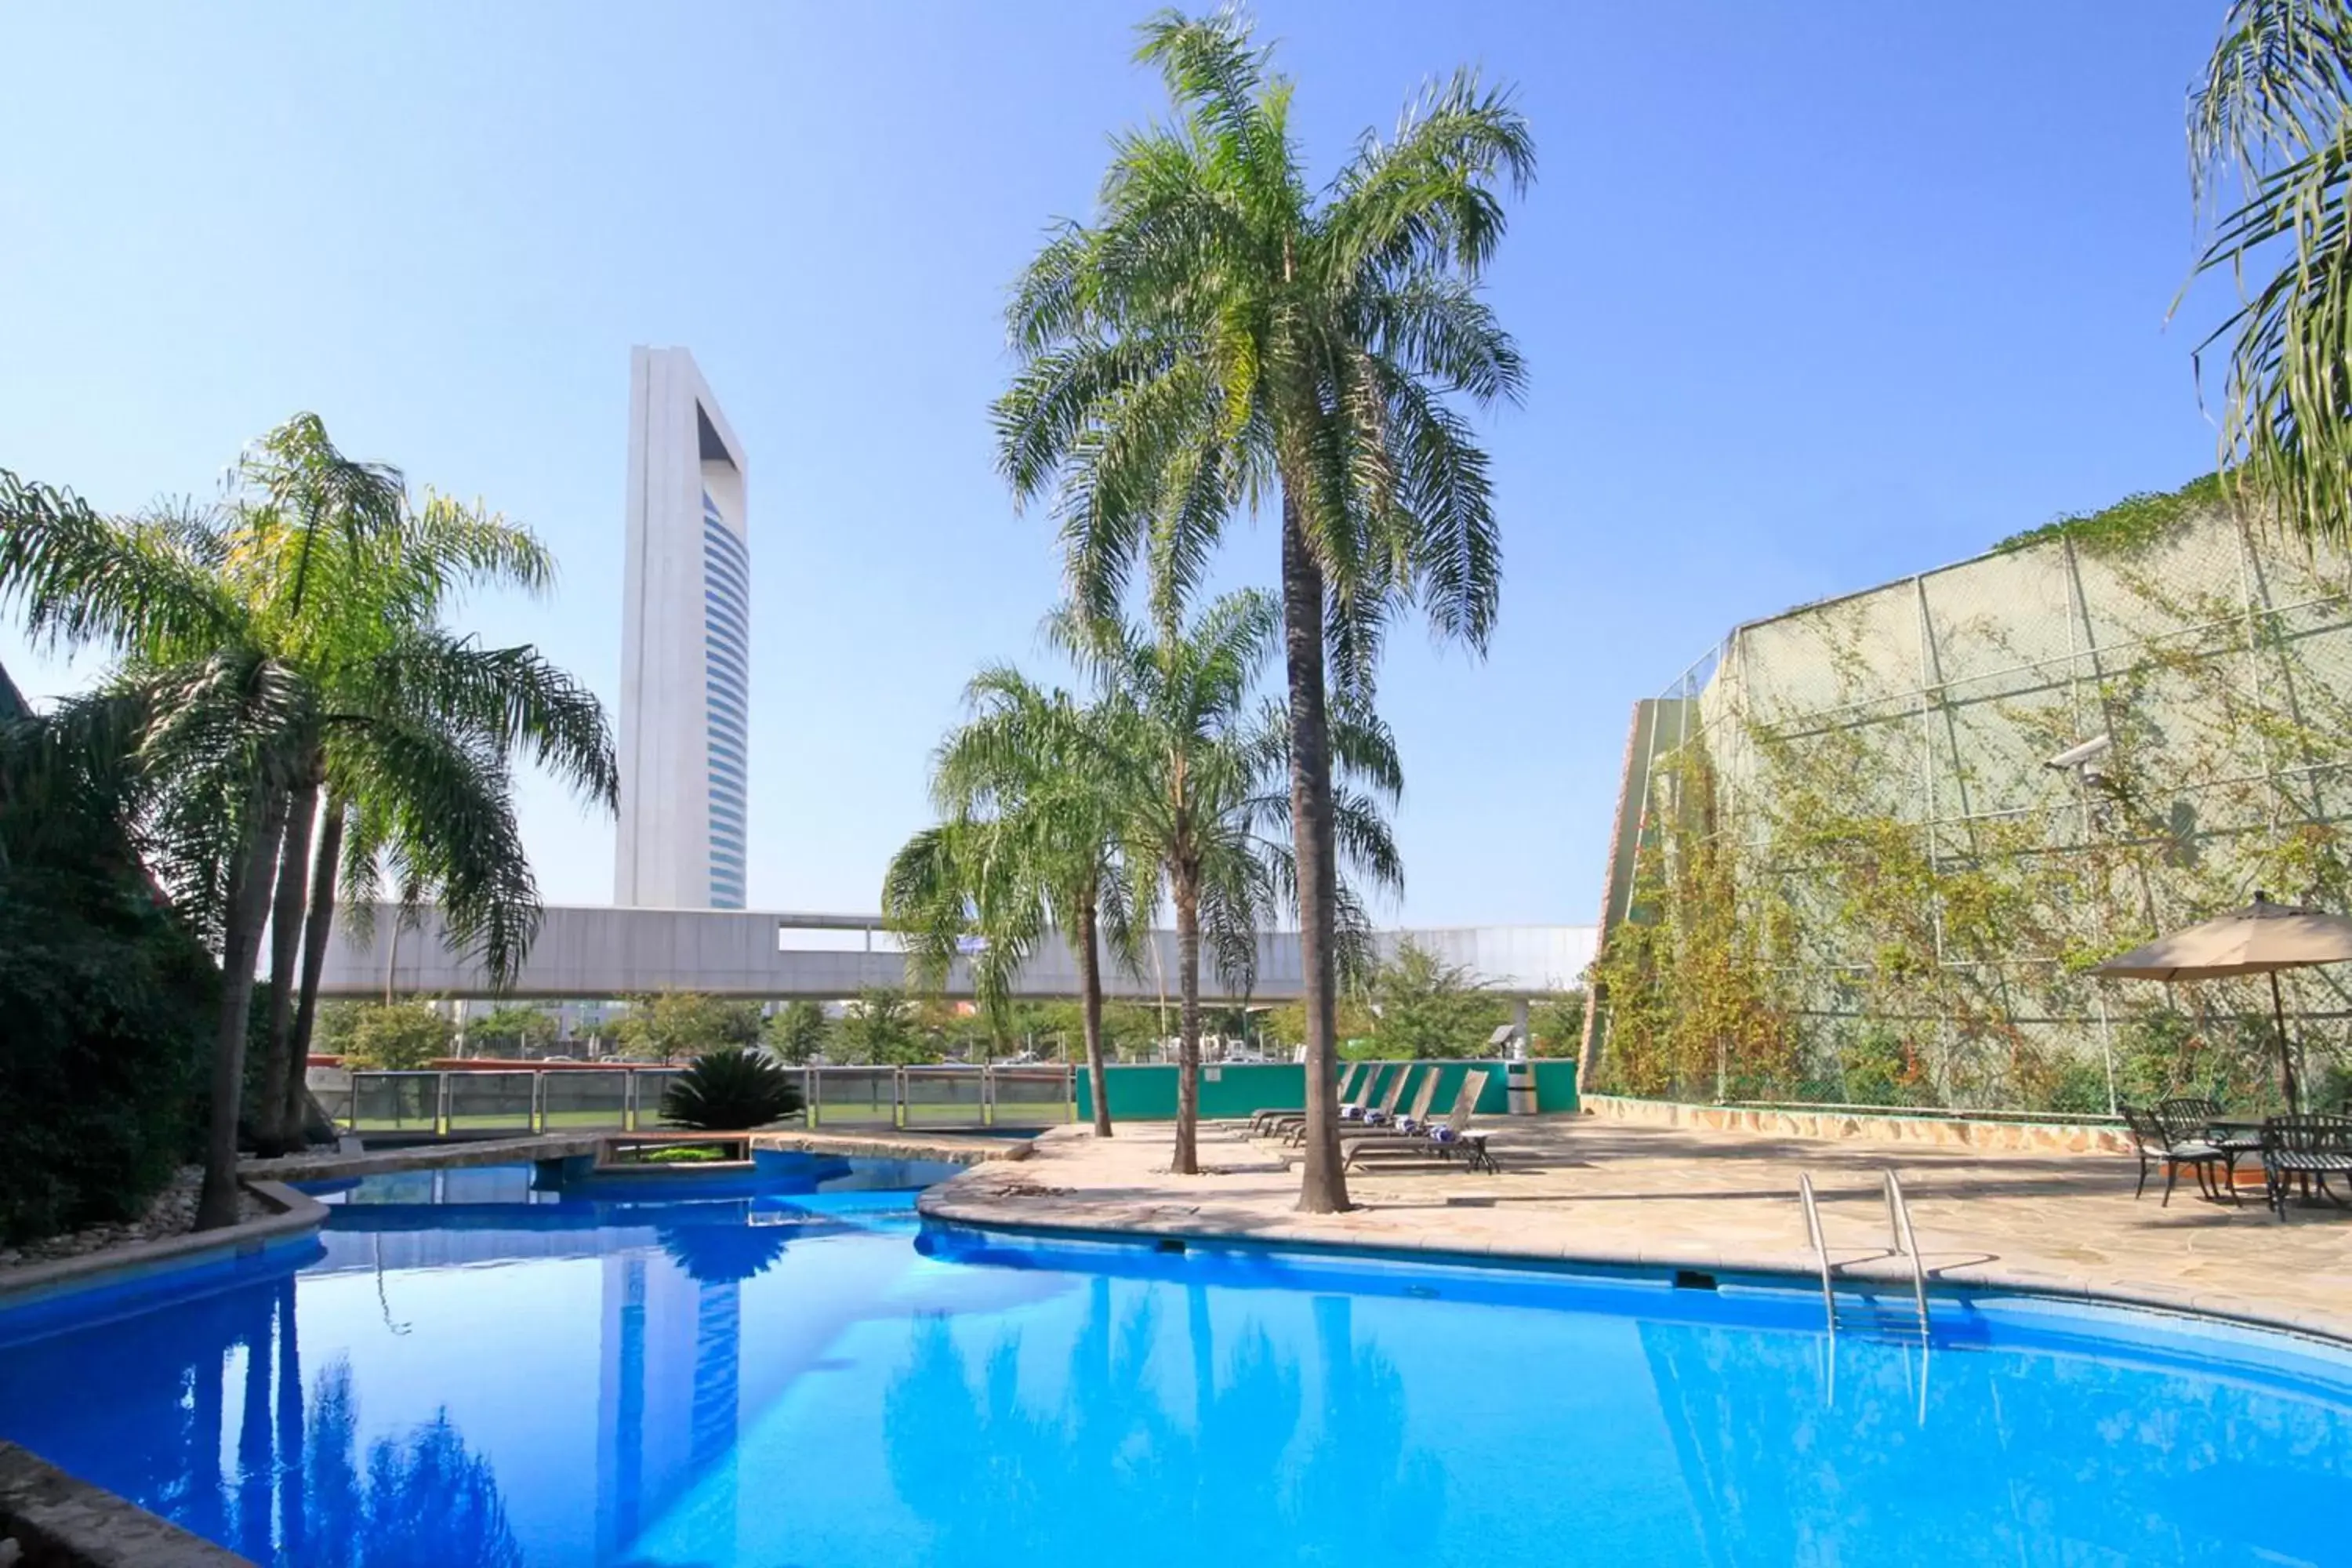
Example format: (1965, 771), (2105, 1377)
(653, 1210), (793, 1286)
(300, 1357), (524, 1568)
(883, 1275), (1439, 1559)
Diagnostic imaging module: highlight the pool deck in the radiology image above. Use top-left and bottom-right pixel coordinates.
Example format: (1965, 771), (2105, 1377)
(919, 1114), (2352, 1345)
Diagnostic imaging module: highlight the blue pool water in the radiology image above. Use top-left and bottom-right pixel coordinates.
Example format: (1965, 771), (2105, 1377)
(1, 1156), (2347, 1567)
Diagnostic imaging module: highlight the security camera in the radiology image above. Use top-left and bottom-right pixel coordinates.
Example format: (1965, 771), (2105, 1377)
(2045, 733), (2113, 771)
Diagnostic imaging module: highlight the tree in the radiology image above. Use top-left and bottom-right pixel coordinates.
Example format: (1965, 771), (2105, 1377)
(310, 1000), (370, 1058)
(1367, 938), (1507, 1058)
(1063, 593), (1401, 1174)
(612, 993), (762, 1063)
(1264, 994), (1374, 1053)
(1530, 992), (1586, 1058)
(341, 1003), (452, 1070)
(885, 670), (1138, 1134)
(914, 997), (996, 1060)
(2189, 2), (2352, 543)
(468, 1004), (555, 1059)
(0, 420), (614, 1221)
(994, 13), (1533, 1210)
(762, 999), (831, 1065)
(1008, 997), (1167, 1062)
(834, 986), (928, 1065)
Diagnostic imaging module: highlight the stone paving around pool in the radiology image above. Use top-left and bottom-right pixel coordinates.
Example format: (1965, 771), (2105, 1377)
(918, 1112), (2352, 1345)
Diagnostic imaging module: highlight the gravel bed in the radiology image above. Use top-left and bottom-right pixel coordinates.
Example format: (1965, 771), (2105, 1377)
(0, 1167), (268, 1270)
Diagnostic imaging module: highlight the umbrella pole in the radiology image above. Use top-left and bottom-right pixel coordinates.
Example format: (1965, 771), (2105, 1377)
(2270, 970), (2301, 1115)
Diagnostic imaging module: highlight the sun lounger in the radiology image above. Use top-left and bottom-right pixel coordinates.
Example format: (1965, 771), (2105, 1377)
(1266, 1062), (1389, 1142)
(1335, 1068), (1436, 1139)
(1228, 1062), (1364, 1136)
(1290, 1062), (1411, 1145)
(1258, 1062), (1378, 1142)
(1344, 1071), (1497, 1173)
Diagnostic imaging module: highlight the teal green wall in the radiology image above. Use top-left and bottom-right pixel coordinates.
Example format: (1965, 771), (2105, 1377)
(1074, 1059), (1577, 1122)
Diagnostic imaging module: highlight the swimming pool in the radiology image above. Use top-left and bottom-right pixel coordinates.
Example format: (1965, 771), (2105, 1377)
(0, 1155), (2346, 1566)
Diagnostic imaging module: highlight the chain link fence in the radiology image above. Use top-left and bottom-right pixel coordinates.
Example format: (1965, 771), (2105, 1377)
(1595, 503), (2352, 1117)
(316, 1063), (1074, 1137)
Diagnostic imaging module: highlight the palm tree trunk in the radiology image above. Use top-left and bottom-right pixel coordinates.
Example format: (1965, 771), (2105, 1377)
(1076, 892), (1114, 1137)
(284, 790), (347, 1141)
(1173, 872), (1203, 1177)
(197, 781), (289, 1231)
(1280, 489), (1350, 1212)
(256, 764), (321, 1155)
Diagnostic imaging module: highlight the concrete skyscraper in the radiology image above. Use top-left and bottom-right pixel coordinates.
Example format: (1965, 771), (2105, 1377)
(615, 347), (750, 909)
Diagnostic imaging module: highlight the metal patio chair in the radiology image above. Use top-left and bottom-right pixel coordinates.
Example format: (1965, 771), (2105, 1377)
(2259, 1113), (2352, 1219)
(2120, 1105), (2226, 1207)
(2157, 1096), (2252, 1203)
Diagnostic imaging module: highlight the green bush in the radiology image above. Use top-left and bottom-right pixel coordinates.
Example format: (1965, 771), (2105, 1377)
(0, 863), (211, 1244)
(342, 1002), (454, 1069)
(2315, 1056), (2352, 1113)
(659, 1047), (805, 1131)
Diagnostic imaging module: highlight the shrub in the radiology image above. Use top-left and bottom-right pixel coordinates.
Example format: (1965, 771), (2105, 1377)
(659, 1047), (805, 1131)
(0, 863), (211, 1244)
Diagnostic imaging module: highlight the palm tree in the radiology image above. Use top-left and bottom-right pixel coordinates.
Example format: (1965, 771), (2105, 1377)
(885, 674), (1138, 1136)
(1060, 591), (1401, 1174)
(0, 416), (614, 1217)
(992, 10), (1531, 1208)
(2190, 2), (2352, 543)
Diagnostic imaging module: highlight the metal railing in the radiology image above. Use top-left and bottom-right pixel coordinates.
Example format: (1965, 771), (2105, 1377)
(1798, 1172), (1835, 1336)
(1799, 1167), (1934, 1348)
(318, 1063), (1076, 1138)
(1882, 1168), (1931, 1345)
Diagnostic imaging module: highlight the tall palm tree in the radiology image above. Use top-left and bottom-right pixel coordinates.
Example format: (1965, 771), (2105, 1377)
(0, 418), (614, 1217)
(993, 9), (1531, 1209)
(2190, 1), (2352, 543)
(220, 419), (610, 1152)
(884, 673), (1138, 1136)
(1061, 591), (1401, 1174)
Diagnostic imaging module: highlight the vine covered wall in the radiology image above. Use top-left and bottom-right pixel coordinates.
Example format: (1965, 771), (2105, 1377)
(1593, 491), (2352, 1116)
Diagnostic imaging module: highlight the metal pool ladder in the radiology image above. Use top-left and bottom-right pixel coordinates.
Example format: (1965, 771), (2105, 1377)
(1798, 1169), (1933, 1346)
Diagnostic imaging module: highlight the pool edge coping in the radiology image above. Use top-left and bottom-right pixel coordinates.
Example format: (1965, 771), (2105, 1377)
(0, 1439), (254, 1567)
(0, 1181), (328, 1312)
(913, 1181), (2352, 1354)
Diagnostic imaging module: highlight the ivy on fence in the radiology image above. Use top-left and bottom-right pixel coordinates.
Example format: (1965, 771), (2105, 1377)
(1594, 501), (2352, 1116)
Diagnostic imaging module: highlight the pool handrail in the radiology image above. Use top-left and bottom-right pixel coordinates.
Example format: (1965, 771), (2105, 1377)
(1798, 1172), (1835, 1337)
(1883, 1167), (1930, 1345)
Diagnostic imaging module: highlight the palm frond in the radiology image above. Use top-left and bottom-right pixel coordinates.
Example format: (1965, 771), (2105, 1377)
(2193, 0), (2352, 204)
(2194, 123), (2352, 542)
(0, 474), (245, 660)
(1321, 67), (1536, 286)
(339, 713), (539, 986)
(354, 631), (617, 808)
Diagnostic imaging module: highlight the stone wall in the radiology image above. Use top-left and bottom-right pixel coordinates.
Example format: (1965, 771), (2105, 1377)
(1580, 1094), (2132, 1155)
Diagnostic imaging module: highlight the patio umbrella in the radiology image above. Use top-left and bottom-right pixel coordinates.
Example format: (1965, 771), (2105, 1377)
(2091, 891), (2352, 1112)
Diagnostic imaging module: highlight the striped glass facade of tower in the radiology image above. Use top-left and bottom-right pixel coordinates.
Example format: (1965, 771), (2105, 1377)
(616, 346), (749, 911)
(702, 488), (749, 908)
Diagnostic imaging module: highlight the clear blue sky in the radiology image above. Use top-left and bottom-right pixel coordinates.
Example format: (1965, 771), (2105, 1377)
(0, 2), (2235, 927)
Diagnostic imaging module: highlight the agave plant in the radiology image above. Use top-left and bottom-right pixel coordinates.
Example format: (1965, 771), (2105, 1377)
(659, 1047), (805, 1131)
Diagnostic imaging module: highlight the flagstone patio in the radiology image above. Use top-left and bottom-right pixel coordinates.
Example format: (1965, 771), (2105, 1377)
(918, 1112), (2352, 1343)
